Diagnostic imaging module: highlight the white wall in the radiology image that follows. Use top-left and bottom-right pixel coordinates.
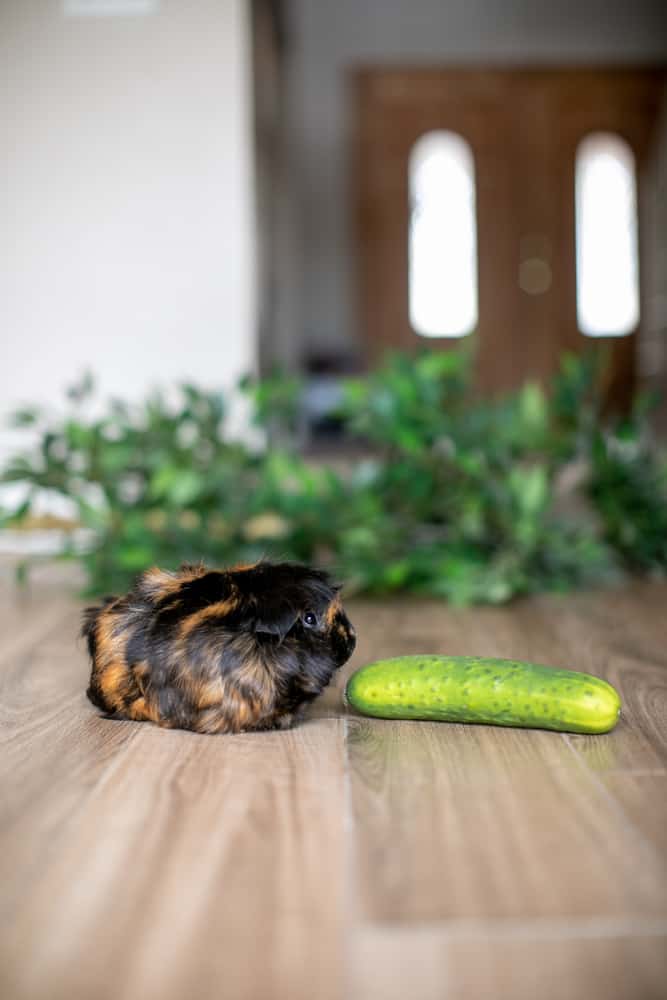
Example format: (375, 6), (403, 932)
(285, 0), (667, 358)
(1, 0), (256, 450)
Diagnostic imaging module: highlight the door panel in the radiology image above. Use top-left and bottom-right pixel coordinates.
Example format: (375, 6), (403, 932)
(354, 68), (665, 401)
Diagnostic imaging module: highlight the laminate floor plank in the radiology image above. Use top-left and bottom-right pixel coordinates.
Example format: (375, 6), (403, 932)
(1, 567), (666, 1000)
(591, 770), (667, 856)
(351, 925), (667, 1000)
(1, 717), (348, 1000)
(519, 588), (667, 770)
(346, 716), (666, 922)
(344, 584), (667, 996)
(1, 572), (348, 1000)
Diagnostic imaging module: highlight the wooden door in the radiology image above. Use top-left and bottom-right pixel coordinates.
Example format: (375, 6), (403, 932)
(354, 68), (665, 400)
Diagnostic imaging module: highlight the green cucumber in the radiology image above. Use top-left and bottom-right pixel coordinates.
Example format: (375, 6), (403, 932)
(345, 655), (621, 734)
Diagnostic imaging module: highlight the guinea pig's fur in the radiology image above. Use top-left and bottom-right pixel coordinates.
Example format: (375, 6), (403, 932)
(83, 560), (356, 734)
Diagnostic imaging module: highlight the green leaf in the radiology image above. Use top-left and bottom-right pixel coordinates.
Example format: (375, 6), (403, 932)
(64, 420), (93, 450)
(509, 464), (549, 516)
(9, 408), (40, 428)
(66, 371), (95, 404)
(518, 381), (547, 434)
(2, 498), (32, 525)
(116, 545), (158, 571)
(149, 466), (204, 507)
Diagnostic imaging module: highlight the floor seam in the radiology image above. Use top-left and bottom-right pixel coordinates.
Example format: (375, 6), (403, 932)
(356, 915), (667, 941)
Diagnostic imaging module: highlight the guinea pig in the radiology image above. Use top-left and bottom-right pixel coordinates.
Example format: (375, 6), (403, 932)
(83, 560), (356, 735)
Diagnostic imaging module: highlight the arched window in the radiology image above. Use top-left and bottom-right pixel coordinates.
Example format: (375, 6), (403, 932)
(408, 131), (478, 338)
(575, 133), (640, 337)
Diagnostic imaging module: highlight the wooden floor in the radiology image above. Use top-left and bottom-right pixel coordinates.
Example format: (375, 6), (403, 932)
(1, 566), (666, 1000)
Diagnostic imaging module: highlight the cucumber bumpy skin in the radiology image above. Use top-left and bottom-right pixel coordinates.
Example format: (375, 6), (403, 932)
(345, 655), (621, 734)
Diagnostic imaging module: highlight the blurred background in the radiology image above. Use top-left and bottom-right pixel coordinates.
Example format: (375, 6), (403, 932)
(1, 0), (667, 601)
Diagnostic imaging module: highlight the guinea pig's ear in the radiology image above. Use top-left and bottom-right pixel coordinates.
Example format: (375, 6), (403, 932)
(253, 599), (299, 641)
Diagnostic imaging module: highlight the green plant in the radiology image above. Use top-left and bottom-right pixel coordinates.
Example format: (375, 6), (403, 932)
(589, 404), (667, 572)
(1, 349), (664, 602)
(0, 374), (345, 594)
(336, 349), (616, 601)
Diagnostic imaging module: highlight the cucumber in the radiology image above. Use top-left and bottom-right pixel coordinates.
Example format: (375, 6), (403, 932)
(345, 655), (621, 734)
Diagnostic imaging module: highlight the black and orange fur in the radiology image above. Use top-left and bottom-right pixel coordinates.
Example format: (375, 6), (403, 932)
(83, 561), (356, 734)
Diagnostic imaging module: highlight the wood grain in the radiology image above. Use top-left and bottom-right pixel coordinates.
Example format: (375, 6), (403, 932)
(1, 567), (666, 1000)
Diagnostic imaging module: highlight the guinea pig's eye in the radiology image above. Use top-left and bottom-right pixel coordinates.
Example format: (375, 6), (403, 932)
(302, 611), (318, 629)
